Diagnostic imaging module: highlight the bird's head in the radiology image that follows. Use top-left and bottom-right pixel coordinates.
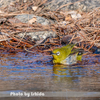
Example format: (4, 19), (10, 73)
(52, 47), (67, 61)
(52, 48), (61, 59)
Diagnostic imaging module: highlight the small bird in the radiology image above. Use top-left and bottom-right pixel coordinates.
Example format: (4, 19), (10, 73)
(52, 44), (83, 65)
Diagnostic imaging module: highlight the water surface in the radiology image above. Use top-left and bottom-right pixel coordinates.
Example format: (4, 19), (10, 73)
(0, 51), (100, 100)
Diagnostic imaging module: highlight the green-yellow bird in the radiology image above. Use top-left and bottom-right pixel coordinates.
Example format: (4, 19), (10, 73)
(52, 44), (83, 65)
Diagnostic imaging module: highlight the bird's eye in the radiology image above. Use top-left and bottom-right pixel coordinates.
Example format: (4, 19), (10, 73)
(78, 52), (82, 55)
(56, 51), (60, 55)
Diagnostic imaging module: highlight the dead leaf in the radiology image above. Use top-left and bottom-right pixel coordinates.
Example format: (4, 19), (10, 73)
(32, 6), (38, 11)
(28, 17), (37, 24)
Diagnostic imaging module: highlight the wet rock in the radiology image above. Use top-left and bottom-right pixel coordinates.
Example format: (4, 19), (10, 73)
(15, 14), (54, 25)
(18, 31), (57, 41)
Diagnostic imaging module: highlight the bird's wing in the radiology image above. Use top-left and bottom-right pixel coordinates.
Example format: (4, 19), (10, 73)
(70, 48), (84, 55)
(62, 44), (75, 49)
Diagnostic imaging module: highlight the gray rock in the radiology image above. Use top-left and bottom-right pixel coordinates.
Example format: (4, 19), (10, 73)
(0, 0), (100, 12)
(36, 16), (50, 25)
(15, 14), (54, 25)
(45, 0), (100, 12)
(18, 31), (57, 41)
(15, 14), (35, 23)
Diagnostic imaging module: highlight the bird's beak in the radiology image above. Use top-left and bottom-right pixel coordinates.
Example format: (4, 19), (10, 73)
(51, 52), (55, 55)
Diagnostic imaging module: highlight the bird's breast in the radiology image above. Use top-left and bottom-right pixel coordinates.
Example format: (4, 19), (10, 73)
(61, 54), (77, 65)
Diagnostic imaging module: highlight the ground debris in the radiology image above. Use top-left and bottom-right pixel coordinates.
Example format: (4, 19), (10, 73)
(0, 0), (100, 54)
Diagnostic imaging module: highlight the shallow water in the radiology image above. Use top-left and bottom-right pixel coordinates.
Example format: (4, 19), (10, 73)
(0, 51), (100, 100)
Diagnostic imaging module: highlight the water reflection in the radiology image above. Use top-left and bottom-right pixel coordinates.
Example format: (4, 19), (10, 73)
(53, 64), (100, 91)
(0, 51), (100, 99)
(53, 64), (77, 84)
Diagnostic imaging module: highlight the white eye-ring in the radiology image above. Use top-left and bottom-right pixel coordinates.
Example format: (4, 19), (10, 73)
(56, 51), (60, 55)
